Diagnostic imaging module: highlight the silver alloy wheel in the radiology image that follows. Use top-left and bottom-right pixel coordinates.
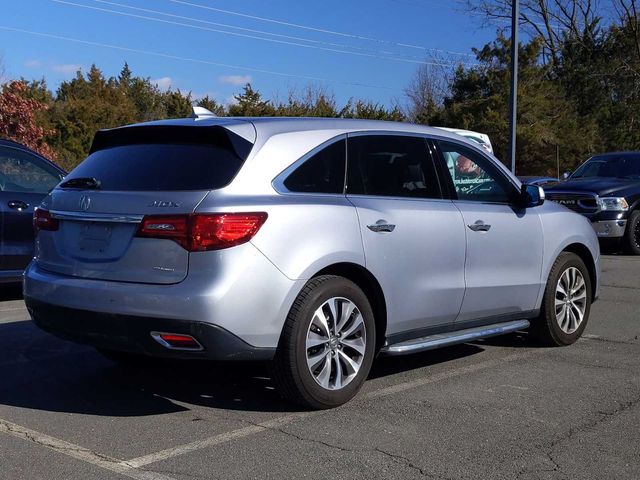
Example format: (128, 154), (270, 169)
(305, 297), (366, 391)
(554, 266), (587, 334)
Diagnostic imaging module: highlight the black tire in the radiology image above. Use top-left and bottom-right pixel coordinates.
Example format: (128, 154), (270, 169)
(270, 275), (376, 409)
(530, 252), (592, 346)
(623, 210), (640, 255)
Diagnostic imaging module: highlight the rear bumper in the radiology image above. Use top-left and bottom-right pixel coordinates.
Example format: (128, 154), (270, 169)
(23, 242), (305, 349)
(26, 297), (276, 361)
(0, 269), (24, 284)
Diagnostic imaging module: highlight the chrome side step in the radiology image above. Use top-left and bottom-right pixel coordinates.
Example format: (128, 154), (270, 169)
(381, 319), (530, 356)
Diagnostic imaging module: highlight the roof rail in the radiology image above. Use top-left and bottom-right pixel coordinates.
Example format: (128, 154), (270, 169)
(190, 106), (217, 119)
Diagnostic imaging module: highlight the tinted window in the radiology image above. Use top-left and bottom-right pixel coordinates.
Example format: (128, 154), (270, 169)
(284, 139), (346, 194)
(347, 135), (441, 198)
(572, 154), (640, 179)
(64, 144), (243, 191)
(0, 147), (61, 194)
(437, 141), (514, 203)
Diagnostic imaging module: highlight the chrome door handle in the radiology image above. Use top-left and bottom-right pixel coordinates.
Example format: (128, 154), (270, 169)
(8, 200), (29, 211)
(367, 220), (396, 233)
(468, 220), (491, 232)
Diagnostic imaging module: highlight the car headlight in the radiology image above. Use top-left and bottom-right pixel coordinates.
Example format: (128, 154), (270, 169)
(597, 197), (629, 211)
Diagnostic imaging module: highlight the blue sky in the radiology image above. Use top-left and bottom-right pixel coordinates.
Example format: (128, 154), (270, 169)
(0, 0), (501, 107)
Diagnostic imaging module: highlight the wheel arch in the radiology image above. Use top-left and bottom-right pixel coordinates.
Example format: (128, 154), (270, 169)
(562, 242), (598, 299)
(313, 262), (388, 352)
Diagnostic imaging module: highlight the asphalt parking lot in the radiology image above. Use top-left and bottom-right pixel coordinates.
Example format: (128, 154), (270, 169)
(0, 254), (639, 480)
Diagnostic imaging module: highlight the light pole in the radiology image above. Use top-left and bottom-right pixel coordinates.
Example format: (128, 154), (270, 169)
(508, 0), (519, 174)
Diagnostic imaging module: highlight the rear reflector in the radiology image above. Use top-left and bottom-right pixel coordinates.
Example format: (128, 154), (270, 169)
(151, 332), (203, 351)
(136, 212), (267, 251)
(33, 208), (59, 232)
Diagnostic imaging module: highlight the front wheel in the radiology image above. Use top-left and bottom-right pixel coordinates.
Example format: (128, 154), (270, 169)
(530, 252), (592, 346)
(270, 275), (376, 409)
(623, 210), (640, 255)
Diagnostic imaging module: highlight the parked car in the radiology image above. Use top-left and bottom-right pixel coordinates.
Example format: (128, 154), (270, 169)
(518, 176), (559, 187)
(25, 116), (600, 408)
(434, 128), (494, 154)
(0, 139), (65, 283)
(544, 152), (640, 254)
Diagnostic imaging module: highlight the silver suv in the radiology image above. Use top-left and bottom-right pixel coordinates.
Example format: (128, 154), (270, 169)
(25, 116), (600, 408)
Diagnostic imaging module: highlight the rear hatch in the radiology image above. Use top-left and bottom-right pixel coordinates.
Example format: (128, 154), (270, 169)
(36, 122), (254, 284)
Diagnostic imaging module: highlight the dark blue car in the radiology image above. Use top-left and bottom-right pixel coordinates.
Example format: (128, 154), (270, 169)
(0, 139), (65, 283)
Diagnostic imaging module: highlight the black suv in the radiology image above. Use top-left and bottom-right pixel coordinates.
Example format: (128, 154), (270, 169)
(545, 152), (640, 254)
(0, 139), (65, 282)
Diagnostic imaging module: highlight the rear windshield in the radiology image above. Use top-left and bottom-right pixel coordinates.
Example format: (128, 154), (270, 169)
(63, 143), (244, 191)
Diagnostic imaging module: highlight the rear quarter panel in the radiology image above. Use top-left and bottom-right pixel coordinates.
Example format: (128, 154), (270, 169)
(195, 192), (365, 281)
(200, 129), (366, 281)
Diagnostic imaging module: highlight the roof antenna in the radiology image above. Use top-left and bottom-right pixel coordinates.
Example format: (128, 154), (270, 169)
(190, 106), (216, 119)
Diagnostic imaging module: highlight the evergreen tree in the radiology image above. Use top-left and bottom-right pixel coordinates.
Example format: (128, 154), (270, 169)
(197, 95), (226, 116)
(228, 83), (275, 116)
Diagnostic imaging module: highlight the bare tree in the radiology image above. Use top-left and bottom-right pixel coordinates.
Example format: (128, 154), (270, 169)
(404, 57), (454, 123)
(0, 54), (6, 85)
(462, 0), (600, 65)
(613, 0), (640, 61)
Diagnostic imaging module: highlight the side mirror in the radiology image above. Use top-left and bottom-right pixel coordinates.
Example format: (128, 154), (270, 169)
(520, 184), (545, 208)
(562, 171), (572, 180)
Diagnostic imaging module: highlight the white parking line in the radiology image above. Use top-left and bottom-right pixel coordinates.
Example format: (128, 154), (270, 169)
(366, 348), (544, 399)
(126, 413), (313, 468)
(0, 346), (549, 475)
(0, 419), (176, 480)
(125, 347), (546, 467)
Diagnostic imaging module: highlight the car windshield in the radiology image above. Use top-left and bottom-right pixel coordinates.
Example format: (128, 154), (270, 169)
(572, 154), (640, 179)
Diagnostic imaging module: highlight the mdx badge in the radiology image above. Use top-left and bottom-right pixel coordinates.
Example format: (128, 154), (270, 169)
(148, 201), (180, 208)
(79, 195), (91, 211)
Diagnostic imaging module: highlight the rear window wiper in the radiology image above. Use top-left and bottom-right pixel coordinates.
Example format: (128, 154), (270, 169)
(60, 177), (102, 190)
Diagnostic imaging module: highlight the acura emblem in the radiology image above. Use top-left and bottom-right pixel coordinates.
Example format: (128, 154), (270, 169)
(79, 195), (91, 211)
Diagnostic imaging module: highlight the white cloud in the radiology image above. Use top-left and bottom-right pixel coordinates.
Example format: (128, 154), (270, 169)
(152, 76), (173, 91)
(218, 75), (252, 86)
(51, 64), (82, 75)
(24, 59), (42, 68)
(192, 91), (219, 101)
(225, 95), (239, 106)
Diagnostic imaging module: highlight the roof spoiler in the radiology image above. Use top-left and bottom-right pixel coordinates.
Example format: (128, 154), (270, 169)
(90, 124), (253, 160)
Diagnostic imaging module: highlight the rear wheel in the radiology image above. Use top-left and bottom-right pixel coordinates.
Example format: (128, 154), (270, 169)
(531, 252), (592, 346)
(623, 210), (640, 255)
(270, 275), (376, 409)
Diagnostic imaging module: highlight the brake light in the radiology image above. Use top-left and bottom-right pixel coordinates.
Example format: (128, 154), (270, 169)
(136, 213), (267, 251)
(33, 208), (59, 232)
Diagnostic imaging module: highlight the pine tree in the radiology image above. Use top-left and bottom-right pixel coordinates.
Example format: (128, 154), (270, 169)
(228, 83), (275, 116)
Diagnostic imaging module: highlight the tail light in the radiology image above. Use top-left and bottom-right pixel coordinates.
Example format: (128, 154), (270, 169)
(136, 212), (267, 251)
(33, 208), (59, 232)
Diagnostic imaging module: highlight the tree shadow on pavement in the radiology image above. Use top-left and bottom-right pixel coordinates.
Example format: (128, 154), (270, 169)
(0, 319), (537, 417)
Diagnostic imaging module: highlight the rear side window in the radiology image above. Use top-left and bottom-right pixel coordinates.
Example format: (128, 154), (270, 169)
(346, 135), (441, 199)
(284, 139), (346, 194)
(0, 147), (62, 194)
(64, 143), (243, 191)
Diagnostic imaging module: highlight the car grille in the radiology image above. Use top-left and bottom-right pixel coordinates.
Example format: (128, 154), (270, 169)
(545, 192), (599, 213)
